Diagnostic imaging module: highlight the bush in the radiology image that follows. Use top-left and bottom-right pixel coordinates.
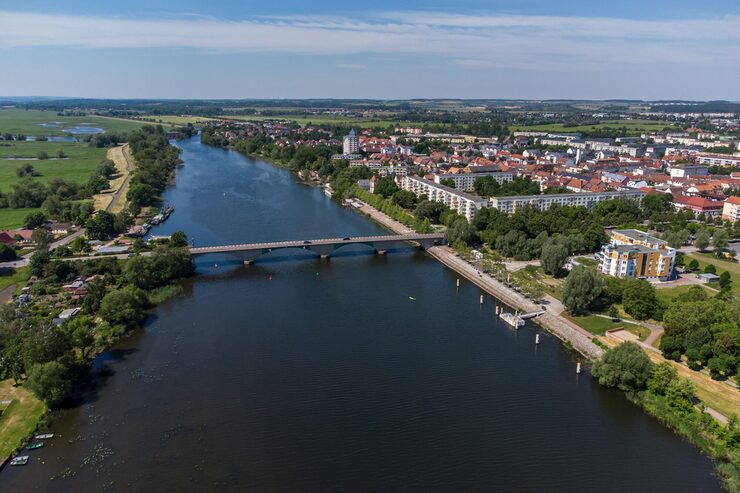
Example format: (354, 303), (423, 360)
(25, 360), (72, 408)
(592, 342), (653, 392)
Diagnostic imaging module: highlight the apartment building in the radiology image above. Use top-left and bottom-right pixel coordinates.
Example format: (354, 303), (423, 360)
(696, 154), (740, 167)
(488, 190), (645, 214)
(402, 176), (488, 221)
(722, 196), (740, 223)
(598, 229), (675, 281)
(433, 169), (514, 192)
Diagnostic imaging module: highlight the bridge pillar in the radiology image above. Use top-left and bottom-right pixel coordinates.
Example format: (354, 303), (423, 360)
(309, 244), (334, 260)
(371, 241), (397, 255)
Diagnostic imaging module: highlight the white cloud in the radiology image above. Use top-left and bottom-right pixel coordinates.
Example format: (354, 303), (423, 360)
(0, 10), (738, 70)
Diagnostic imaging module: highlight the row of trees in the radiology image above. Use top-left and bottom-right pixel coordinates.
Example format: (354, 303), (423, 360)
(126, 125), (182, 211)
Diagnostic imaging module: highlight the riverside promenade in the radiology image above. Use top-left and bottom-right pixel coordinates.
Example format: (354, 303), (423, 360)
(351, 198), (604, 360)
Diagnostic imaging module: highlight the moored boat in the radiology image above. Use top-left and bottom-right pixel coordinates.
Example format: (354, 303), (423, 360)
(10, 456), (29, 466)
(26, 442), (44, 450)
(34, 433), (54, 440)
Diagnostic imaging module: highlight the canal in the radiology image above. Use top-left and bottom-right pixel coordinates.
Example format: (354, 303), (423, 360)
(1, 136), (722, 491)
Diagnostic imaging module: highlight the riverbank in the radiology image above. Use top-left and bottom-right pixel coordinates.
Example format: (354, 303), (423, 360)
(92, 144), (133, 213)
(350, 197), (604, 360)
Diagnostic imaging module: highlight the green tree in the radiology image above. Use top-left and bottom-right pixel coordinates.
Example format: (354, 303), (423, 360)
(562, 266), (603, 315)
(31, 227), (53, 250)
(373, 177), (398, 198)
(704, 263), (716, 274)
(36, 151), (48, 160)
(445, 218), (476, 246)
(663, 229), (689, 249)
(665, 378), (696, 413)
(62, 316), (95, 359)
(29, 249), (51, 277)
(82, 278), (107, 313)
(25, 360), (72, 408)
(592, 342), (653, 392)
(621, 279), (658, 320)
(439, 178), (456, 188)
(647, 362), (678, 395)
(0, 244), (17, 261)
(719, 271), (732, 289)
(687, 259), (699, 271)
(694, 228), (711, 251)
(414, 200), (446, 223)
(23, 211), (47, 229)
(85, 211), (116, 240)
(712, 229), (729, 256)
(391, 190), (417, 209)
(99, 288), (146, 328)
(540, 242), (569, 276)
(170, 231), (188, 247)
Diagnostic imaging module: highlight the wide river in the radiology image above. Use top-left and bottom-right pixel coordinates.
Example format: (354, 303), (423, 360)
(3, 136), (722, 491)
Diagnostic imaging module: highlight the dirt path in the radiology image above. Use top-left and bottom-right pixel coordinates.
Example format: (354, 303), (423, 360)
(93, 144), (133, 213)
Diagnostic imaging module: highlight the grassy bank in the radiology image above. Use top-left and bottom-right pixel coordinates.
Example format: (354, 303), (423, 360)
(627, 390), (740, 492)
(352, 187), (430, 232)
(0, 267), (31, 294)
(0, 380), (47, 461)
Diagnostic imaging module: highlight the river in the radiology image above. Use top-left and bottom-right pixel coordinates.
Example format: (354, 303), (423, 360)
(2, 136), (722, 491)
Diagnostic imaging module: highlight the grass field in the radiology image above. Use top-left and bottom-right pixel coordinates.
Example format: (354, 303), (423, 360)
(0, 140), (107, 229)
(0, 380), (47, 460)
(655, 284), (713, 306)
(0, 108), (145, 137)
(686, 252), (740, 297)
(565, 313), (649, 340)
(0, 267), (30, 293)
(511, 119), (679, 135)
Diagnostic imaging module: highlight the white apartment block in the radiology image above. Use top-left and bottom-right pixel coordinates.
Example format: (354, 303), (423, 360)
(696, 154), (740, 167)
(402, 176), (488, 221)
(488, 190), (645, 214)
(433, 171), (513, 192)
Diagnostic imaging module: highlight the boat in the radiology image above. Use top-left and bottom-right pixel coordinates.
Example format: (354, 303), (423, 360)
(499, 312), (524, 328)
(10, 456), (29, 466)
(26, 442), (44, 450)
(34, 433), (54, 440)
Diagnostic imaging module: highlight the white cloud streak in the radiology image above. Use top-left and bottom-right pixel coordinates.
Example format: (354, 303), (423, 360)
(0, 10), (738, 70)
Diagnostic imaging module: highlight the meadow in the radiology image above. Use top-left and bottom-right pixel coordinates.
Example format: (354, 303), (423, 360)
(0, 141), (107, 229)
(0, 108), (145, 136)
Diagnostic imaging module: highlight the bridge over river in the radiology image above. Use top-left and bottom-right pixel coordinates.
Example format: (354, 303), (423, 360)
(189, 233), (445, 264)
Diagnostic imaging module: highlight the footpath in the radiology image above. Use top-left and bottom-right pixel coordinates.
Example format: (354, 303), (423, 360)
(350, 198), (604, 360)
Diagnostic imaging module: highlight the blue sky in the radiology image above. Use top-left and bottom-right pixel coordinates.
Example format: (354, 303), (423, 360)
(0, 0), (738, 100)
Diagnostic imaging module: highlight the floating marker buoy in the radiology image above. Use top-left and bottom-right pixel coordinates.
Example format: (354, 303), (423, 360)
(214, 263), (218, 268)
(268, 275), (273, 281)
(576, 362), (582, 374)
(496, 306), (500, 314)
(409, 296), (416, 301)
(480, 294), (484, 304)
(535, 334), (540, 345)
(456, 278), (460, 287)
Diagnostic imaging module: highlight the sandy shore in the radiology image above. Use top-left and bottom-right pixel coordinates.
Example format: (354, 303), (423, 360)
(351, 198), (604, 360)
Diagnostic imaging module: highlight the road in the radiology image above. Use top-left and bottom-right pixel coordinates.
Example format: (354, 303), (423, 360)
(0, 229), (86, 269)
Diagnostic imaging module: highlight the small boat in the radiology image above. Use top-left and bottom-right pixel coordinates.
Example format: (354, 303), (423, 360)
(408, 296), (416, 301)
(10, 456), (29, 466)
(26, 442), (44, 450)
(34, 433), (54, 440)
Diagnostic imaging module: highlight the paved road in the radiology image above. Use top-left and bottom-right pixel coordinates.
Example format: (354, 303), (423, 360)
(0, 229), (86, 269)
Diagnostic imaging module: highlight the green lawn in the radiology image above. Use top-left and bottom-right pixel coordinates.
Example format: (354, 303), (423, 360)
(655, 284), (713, 306)
(565, 313), (649, 340)
(511, 119), (679, 136)
(0, 380), (47, 460)
(0, 141), (107, 229)
(0, 267), (31, 293)
(0, 108), (146, 137)
(686, 252), (740, 297)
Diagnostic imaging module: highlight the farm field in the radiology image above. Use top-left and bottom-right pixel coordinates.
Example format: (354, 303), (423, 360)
(97, 114), (216, 126)
(0, 108), (145, 137)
